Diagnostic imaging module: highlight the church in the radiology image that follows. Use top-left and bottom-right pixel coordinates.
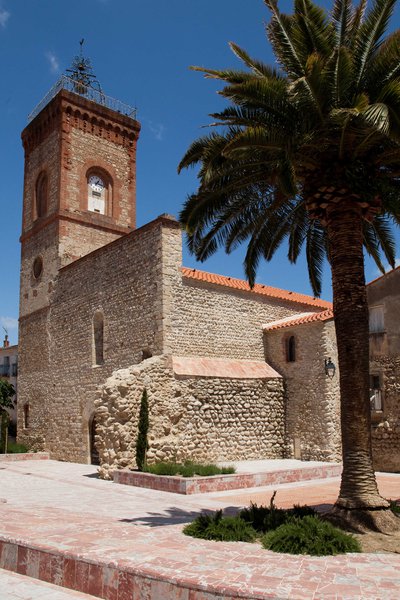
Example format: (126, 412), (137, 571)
(16, 56), (345, 476)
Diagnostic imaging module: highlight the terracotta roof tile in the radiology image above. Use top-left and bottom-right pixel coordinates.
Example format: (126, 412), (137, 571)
(172, 356), (282, 379)
(181, 267), (332, 309)
(263, 309), (334, 331)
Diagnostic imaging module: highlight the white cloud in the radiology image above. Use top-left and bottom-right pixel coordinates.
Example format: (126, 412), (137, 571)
(0, 316), (18, 331)
(0, 7), (10, 28)
(46, 51), (60, 74)
(148, 121), (165, 141)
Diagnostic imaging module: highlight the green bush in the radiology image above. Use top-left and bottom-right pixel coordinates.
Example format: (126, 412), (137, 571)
(6, 441), (28, 454)
(144, 462), (181, 476)
(261, 515), (361, 556)
(143, 461), (235, 477)
(239, 496), (316, 533)
(183, 510), (256, 542)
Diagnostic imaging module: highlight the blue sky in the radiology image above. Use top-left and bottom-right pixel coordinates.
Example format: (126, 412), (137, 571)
(0, 0), (399, 346)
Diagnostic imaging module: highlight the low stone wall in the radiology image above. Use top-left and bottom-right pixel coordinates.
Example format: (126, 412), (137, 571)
(113, 463), (342, 494)
(0, 452), (49, 462)
(95, 355), (286, 479)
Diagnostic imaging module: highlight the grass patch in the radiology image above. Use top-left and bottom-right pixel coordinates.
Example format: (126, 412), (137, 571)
(261, 515), (362, 556)
(143, 461), (235, 477)
(389, 500), (400, 515)
(183, 510), (256, 542)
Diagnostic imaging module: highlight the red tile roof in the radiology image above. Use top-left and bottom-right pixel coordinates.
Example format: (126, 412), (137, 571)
(181, 267), (332, 310)
(172, 356), (281, 379)
(263, 309), (334, 331)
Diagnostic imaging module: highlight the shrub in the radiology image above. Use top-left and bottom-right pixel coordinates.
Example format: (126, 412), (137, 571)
(183, 510), (256, 542)
(144, 462), (181, 476)
(6, 441), (28, 454)
(261, 515), (361, 555)
(239, 493), (316, 534)
(143, 461), (235, 477)
(135, 388), (149, 471)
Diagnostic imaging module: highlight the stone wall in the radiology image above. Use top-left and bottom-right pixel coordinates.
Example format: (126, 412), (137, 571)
(170, 275), (323, 361)
(18, 217), (180, 462)
(21, 129), (61, 232)
(95, 355), (286, 479)
(264, 320), (341, 462)
(371, 356), (400, 472)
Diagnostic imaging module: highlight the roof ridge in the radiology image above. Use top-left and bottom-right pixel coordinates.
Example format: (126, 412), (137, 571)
(367, 264), (400, 286)
(181, 267), (332, 310)
(263, 308), (334, 331)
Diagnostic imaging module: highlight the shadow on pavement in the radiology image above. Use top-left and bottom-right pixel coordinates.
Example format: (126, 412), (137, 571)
(119, 505), (240, 527)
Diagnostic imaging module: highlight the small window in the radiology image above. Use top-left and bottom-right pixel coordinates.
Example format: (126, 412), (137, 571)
(370, 374), (383, 411)
(286, 336), (296, 362)
(369, 306), (384, 334)
(23, 404), (29, 429)
(32, 256), (43, 279)
(35, 172), (48, 218)
(93, 311), (104, 366)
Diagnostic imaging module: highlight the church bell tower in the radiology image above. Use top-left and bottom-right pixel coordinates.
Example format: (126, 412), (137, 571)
(19, 47), (140, 318)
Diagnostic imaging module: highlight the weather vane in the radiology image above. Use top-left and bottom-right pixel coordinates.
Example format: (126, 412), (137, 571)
(65, 39), (103, 96)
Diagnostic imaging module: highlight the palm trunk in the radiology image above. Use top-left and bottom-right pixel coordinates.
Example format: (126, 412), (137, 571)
(326, 202), (388, 510)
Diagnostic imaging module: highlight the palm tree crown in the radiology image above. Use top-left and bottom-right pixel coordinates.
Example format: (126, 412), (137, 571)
(179, 0), (400, 296)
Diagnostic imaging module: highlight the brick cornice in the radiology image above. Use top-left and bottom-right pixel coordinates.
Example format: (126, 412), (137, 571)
(22, 88), (140, 153)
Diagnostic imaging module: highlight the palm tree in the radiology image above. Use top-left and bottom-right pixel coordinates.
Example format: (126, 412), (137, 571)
(178, 0), (400, 531)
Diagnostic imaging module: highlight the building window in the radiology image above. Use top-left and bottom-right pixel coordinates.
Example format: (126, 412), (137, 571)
(87, 171), (111, 215)
(32, 256), (43, 280)
(286, 336), (296, 362)
(0, 357), (10, 377)
(370, 374), (383, 411)
(369, 306), (384, 334)
(93, 311), (104, 366)
(35, 171), (48, 218)
(23, 404), (29, 429)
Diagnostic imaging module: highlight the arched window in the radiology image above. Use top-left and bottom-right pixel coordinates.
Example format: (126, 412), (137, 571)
(35, 172), (48, 218)
(286, 336), (296, 362)
(23, 404), (30, 429)
(87, 170), (111, 215)
(93, 311), (104, 365)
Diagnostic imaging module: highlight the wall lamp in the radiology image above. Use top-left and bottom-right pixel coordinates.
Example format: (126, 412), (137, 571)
(325, 357), (336, 379)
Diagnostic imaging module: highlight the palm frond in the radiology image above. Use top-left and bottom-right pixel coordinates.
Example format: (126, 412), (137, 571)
(353, 0), (397, 88)
(264, 0), (305, 78)
(228, 43), (281, 79)
(331, 0), (353, 46)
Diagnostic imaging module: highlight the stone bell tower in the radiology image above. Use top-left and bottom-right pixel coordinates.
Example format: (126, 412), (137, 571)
(17, 50), (141, 453)
(19, 49), (141, 318)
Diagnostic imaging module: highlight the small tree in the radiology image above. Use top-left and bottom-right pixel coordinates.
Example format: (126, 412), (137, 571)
(136, 388), (149, 471)
(0, 379), (16, 454)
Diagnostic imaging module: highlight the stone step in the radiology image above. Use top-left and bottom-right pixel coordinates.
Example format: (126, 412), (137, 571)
(0, 568), (101, 600)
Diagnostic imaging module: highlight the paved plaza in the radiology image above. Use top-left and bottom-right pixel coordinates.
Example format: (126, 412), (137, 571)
(0, 459), (399, 599)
